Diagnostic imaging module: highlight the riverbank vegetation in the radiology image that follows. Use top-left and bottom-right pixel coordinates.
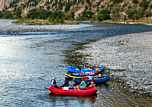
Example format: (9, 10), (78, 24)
(0, 0), (152, 24)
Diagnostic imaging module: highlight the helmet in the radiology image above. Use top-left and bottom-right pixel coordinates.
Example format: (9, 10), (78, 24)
(99, 64), (104, 68)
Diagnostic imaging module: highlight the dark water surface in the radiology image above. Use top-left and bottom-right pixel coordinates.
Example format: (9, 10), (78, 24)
(0, 24), (152, 107)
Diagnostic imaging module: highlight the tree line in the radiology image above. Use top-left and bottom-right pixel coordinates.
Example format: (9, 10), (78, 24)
(0, 0), (152, 23)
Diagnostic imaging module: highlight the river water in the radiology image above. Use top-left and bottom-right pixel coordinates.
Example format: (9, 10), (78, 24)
(0, 24), (152, 107)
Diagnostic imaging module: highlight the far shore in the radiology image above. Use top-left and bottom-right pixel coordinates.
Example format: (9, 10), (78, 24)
(15, 19), (80, 25)
(0, 18), (152, 33)
(0, 19), (93, 32)
(15, 18), (152, 26)
(102, 18), (152, 25)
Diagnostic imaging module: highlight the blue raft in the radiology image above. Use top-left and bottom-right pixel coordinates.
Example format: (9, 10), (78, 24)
(64, 65), (111, 84)
(64, 65), (105, 76)
(95, 75), (111, 84)
(65, 65), (104, 73)
(65, 73), (111, 84)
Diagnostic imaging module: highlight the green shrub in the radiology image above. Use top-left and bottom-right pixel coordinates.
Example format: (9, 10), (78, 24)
(0, 11), (16, 19)
(78, 10), (94, 20)
(82, 10), (93, 19)
(48, 11), (64, 24)
(27, 9), (65, 23)
(14, 7), (22, 18)
(48, 17), (64, 24)
(64, 3), (71, 12)
(97, 9), (111, 21)
(27, 9), (49, 19)
(127, 7), (144, 20)
(109, 0), (123, 4)
(0, 12), (3, 18)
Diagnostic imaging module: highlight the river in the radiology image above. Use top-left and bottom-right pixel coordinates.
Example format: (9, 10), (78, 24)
(0, 23), (152, 107)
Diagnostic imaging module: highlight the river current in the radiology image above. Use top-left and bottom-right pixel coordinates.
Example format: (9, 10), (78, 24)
(0, 24), (152, 107)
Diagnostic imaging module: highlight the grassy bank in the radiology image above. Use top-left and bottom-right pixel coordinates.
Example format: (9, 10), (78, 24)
(15, 19), (79, 25)
(102, 17), (152, 25)
(15, 17), (152, 25)
(15, 19), (51, 25)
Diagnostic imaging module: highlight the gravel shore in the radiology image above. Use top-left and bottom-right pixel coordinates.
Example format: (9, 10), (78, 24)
(80, 31), (152, 95)
(0, 19), (92, 32)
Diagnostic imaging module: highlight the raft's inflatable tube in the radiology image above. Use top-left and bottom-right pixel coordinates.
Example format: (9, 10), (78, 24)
(95, 75), (110, 84)
(65, 73), (110, 84)
(65, 66), (98, 73)
(48, 86), (97, 96)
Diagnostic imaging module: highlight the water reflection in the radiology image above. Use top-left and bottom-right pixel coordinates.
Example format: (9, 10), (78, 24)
(48, 95), (96, 107)
(0, 37), (25, 81)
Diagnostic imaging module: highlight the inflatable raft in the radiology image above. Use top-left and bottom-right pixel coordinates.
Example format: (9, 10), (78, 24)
(95, 75), (111, 84)
(48, 86), (97, 96)
(64, 66), (104, 77)
(65, 73), (110, 84)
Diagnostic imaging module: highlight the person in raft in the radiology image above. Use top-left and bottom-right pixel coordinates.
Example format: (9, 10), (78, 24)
(89, 80), (95, 87)
(79, 80), (95, 89)
(80, 80), (87, 89)
(74, 76), (95, 89)
(62, 78), (79, 89)
(74, 80), (87, 89)
(51, 79), (58, 87)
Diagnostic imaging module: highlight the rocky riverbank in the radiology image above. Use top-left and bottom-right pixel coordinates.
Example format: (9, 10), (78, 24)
(79, 31), (152, 96)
